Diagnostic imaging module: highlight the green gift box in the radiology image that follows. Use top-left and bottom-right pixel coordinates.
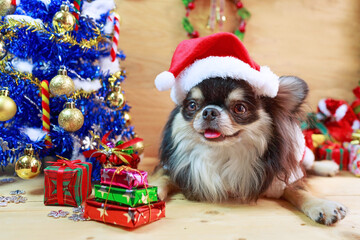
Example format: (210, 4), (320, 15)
(94, 184), (158, 207)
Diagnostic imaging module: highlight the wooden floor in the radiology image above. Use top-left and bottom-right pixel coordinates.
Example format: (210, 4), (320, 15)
(1, 158), (360, 240)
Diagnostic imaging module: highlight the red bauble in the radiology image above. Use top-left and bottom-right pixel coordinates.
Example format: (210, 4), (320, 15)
(239, 21), (246, 33)
(191, 31), (199, 38)
(188, 2), (195, 10)
(236, 1), (243, 9)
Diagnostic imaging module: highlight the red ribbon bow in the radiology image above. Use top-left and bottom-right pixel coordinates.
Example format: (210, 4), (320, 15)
(48, 159), (82, 168)
(82, 131), (143, 168)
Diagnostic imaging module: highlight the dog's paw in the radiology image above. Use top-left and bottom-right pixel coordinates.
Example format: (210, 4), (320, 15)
(312, 160), (339, 177)
(156, 185), (169, 201)
(302, 198), (347, 225)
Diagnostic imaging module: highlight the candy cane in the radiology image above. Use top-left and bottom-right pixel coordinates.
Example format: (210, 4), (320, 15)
(109, 13), (120, 62)
(41, 80), (52, 147)
(218, 0), (225, 30)
(72, 0), (81, 31)
(208, 0), (217, 30)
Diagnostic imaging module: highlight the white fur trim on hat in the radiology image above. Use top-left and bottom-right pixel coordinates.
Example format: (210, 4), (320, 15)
(352, 120), (360, 130)
(318, 99), (331, 117)
(170, 56), (279, 104)
(335, 104), (348, 121)
(155, 71), (175, 91)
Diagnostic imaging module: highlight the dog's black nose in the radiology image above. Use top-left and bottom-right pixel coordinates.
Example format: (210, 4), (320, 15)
(202, 108), (220, 121)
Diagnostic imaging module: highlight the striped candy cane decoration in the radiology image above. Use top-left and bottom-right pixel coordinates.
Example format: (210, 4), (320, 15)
(72, 0), (81, 31)
(41, 80), (52, 147)
(109, 13), (120, 62)
(208, 0), (217, 30)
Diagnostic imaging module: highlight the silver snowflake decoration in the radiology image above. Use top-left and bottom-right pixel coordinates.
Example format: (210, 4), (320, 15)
(72, 206), (84, 214)
(81, 136), (97, 150)
(48, 210), (70, 218)
(1, 195), (27, 204)
(91, 124), (101, 135)
(68, 213), (87, 222)
(0, 178), (16, 184)
(13, 196), (27, 204)
(10, 190), (26, 195)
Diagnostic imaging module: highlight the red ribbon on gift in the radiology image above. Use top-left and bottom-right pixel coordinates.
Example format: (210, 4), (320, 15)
(83, 131), (143, 167)
(49, 159), (89, 206)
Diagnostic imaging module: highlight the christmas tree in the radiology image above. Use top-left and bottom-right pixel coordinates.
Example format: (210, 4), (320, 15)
(0, 0), (142, 181)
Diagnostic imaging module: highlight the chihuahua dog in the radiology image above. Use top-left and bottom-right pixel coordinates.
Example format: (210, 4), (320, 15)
(152, 76), (346, 225)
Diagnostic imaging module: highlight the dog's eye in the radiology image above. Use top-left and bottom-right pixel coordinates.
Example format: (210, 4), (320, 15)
(187, 101), (197, 111)
(233, 104), (246, 114)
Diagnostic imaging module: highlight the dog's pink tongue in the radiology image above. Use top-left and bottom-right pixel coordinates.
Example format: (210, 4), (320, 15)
(204, 129), (221, 139)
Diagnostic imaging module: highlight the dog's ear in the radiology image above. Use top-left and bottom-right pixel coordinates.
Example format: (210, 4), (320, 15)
(275, 76), (309, 113)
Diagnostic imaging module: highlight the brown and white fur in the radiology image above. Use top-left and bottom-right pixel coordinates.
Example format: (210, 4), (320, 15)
(152, 76), (346, 225)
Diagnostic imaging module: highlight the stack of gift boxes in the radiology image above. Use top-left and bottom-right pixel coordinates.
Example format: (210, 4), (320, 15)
(83, 167), (165, 228)
(303, 110), (360, 177)
(44, 158), (166, 227)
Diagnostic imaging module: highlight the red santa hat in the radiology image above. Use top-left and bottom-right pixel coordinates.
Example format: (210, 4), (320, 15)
(317, 98), (360, 129)
(317, 98), (360, 142)
(154, 32), (279, 104)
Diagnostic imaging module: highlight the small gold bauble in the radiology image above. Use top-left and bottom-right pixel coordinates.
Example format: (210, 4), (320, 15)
(106, 82), (125, 110)
(58, 102), (84, 132)
(15, 145), (41, 180)
(102, 162), (114, 169)
(123, 112), (131, 126)
(133, 140), (144, 155)
(0, 88), (17, 122)
(0, 0), (16, 16)
(49, 68), (75, 96)
(0, 38), (7, 60)
(52, 4), (76, 33)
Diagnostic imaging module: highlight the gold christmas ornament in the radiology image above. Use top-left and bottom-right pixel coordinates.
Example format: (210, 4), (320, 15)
(106, 82), (125, 110)
(123, 112), (131, 126)
(0, 38), (7, 60)
(52, 4), (76, 33)
(15, 144), (41, 179)
(49, 68), (75, 96)
(102, 162), (114, 169)
(58, 102), (84, 132)
(133, 135), (144, 155)
(0, 88), (17, 122)
(0, 0), (16, 16)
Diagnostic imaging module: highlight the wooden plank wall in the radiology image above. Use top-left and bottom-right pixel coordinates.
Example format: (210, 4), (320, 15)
(115, 0), (360, 158)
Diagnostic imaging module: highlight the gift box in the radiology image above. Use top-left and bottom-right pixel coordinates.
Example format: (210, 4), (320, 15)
(101, 168), (148, 189)
(84, 198), (165, 228)
(303, 129), (326, 151)
(317, 141), (349, 170)
(344, 142), (360, 176)
(94, 184), (158, 207)
(350, 158), (360, 177)
(44, 159), (92, 207)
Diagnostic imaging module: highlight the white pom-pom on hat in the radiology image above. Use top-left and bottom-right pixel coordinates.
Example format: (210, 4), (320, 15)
(155, 71), (175, 91)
